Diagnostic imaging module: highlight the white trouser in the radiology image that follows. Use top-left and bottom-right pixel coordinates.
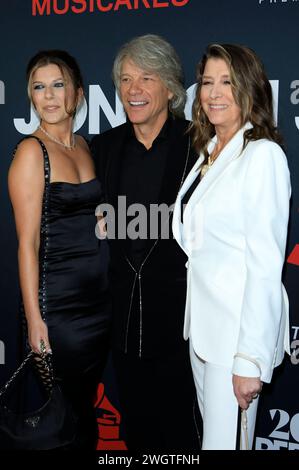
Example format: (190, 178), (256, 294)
(189, 339), (259, 450)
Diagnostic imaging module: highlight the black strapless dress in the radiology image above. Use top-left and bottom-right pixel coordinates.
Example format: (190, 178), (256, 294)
(18, 136), (111, 448)
(44, 180), (111, 379)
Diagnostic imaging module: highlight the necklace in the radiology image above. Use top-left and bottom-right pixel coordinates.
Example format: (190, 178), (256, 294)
(200, 152), (218, 178)
(39, 125), (75, 150)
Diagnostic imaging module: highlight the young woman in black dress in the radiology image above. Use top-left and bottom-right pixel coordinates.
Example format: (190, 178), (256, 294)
(8, 50), (111, 449)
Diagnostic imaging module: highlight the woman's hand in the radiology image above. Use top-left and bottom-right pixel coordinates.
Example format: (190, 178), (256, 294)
(233, 375), (263, 410)
(27, 318), (52, 355)
(96, 213), (107, 239)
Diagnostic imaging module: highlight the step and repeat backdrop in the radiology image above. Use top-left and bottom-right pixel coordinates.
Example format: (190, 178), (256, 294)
(0, 0), (298, 450)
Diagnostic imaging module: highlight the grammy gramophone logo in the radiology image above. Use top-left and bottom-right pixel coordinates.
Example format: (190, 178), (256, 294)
(288, 244), (299, 267)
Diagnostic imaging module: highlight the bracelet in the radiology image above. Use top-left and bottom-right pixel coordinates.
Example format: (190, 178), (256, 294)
(234, 352), (262, 375)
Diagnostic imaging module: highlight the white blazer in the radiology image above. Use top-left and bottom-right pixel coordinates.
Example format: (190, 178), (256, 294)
(172, 123), (291, 383)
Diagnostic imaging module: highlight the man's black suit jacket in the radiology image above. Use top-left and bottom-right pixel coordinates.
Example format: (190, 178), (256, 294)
(91, 117), (197, 358)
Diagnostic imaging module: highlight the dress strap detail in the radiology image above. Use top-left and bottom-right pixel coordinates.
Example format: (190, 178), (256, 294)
(13, 135), (51, 186)
(13, 135), (51, 324)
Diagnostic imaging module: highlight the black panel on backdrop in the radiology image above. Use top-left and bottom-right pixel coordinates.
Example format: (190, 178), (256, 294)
(0, 0), (298, 450)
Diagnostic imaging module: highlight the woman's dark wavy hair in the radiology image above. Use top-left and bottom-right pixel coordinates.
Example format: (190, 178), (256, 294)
(190, 43), (283, 158)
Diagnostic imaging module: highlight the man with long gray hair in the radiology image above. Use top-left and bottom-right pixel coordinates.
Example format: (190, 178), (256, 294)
(92, 34), (200, 453)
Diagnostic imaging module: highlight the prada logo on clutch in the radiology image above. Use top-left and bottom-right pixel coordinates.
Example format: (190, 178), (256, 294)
(24, 416), (40, 427)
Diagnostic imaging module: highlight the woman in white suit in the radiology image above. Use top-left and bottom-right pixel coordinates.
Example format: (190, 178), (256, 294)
(172, 44), (291, 450)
